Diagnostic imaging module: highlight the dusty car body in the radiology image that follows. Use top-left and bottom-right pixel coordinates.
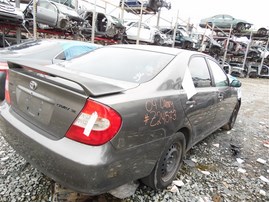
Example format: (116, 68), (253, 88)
(229, 62), (257, 78)
(0, 0), (24, 24)
(0, 45), (241, 195)
(125, 21), (169, 45)
(0, 39), (101, 100)
(79, 10), (125, 39)
(192, 33), (222, 55)
(250, 64), (269, 78)
(199, 14), (252, 32)
(120, 0), (171, 14)
(219, 39), (260, 59)
(160, 27), (195, 49)
(24, 0), (84, 31)
(251, 45), (269, 61)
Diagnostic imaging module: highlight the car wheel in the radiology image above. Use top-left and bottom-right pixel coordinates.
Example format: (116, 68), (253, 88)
(236, 23), (245, 32)
(153, 34), (161, 45)
(59, 19), (68, 29)
(257, 27), (267, 36)
(182, 41), (192, 50)
(222, 102), (240, 130)
(209, 46), (221, 56)
(141, 132), (185, 190)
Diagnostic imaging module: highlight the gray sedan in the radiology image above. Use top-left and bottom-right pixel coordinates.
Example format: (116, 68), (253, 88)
(199, 14), (252, 31)
(0, 45), (241, 195)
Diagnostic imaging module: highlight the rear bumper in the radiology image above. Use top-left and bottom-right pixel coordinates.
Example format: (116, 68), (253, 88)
(0, 102), (158, 195)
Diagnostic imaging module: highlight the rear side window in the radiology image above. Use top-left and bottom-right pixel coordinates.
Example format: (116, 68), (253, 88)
(67, 47), (175, 83)
(189, 57), (212, 88)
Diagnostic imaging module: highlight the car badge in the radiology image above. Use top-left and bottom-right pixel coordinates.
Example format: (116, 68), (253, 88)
(29, 81), (38, 91)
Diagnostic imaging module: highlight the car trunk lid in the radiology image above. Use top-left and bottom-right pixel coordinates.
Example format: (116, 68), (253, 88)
(6, 61), (138, 140)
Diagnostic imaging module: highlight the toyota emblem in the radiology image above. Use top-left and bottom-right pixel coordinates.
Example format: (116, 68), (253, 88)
(29, 81), (38, 90)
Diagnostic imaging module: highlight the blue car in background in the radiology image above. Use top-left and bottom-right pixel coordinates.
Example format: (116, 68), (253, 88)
(0, 39), (101, 100)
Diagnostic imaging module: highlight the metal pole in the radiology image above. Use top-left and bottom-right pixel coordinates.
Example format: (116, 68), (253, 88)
(91, 0), (96, 43)
(15, 0), (21, 44)
(172, 10), (179, 48)
(242, 31), (253, 77)
(120, 0), (124, 21)
(104, 2), (107, 13)
(222, 24), (233, 68)
(75, 0), (78, 11)
(156, 10), (161, 28)
(33, 0), (37, 39)
(136, 2), (144, 45)
(259, 37), (269, 75)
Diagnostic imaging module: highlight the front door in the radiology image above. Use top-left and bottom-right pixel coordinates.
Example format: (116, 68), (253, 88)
(206, 58), (236, 127)
(181, 56), (217, 143)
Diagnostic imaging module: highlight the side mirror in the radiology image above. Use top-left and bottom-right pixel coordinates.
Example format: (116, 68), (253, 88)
(230, 80), (241, 88)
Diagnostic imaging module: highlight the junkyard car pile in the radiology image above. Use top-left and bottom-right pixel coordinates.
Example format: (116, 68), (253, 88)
(0, 41), (242, 197)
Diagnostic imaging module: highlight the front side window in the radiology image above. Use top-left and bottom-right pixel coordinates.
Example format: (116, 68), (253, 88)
(207, 59), (228, 87)
(188, 56), (212, 88)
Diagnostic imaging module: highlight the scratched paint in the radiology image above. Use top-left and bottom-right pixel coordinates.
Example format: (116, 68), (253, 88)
(144, 98), (177, 127)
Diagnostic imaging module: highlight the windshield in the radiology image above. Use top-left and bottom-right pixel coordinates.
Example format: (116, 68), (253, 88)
(66, 47), (175, 83)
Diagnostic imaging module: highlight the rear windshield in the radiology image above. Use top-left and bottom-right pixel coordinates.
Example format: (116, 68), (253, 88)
(66, 47), (175, 83)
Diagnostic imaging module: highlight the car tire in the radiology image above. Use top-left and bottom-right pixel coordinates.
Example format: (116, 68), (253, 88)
(236, 23), (245, 32)
(257, 27), (267, 36)
(182, 41), (192, 50)
(141, 132), (185, 190)
(222, 101), (240, 130)
(153, 34), (161, 45)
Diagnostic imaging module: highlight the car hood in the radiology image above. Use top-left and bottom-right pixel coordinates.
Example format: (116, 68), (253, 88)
(7, 60), (139, 97)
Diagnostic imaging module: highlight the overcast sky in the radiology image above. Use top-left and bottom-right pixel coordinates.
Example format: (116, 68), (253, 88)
(84, 0), (268, 31)
(165, 0), (268, 30)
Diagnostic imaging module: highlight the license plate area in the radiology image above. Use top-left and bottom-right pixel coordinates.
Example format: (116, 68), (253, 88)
(16, 86), (54, 125)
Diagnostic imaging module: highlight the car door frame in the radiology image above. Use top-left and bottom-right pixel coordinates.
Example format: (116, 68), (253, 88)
(205, 57), (237, 128)
(181, 54), (218, 144)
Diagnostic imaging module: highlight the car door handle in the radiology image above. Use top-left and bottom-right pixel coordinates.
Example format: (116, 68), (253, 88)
(186, 100), (196, 105)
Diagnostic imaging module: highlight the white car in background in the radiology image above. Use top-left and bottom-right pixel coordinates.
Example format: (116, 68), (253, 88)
(124, 21), (170, 45)
(24, 0), (84, 31)
(251, 45), (269, 60)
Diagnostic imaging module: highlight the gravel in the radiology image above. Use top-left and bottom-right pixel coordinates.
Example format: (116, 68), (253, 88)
(0, 78), (268, 202)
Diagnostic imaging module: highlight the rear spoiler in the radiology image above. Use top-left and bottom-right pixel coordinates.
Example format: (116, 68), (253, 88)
(7, 60), (138, 97)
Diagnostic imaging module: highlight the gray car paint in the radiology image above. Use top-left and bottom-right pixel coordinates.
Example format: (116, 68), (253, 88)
(0, 45), (239, 195)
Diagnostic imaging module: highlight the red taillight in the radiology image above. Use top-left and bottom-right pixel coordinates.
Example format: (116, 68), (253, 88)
(5, 71), (10, 105)
(0, 62), (8, 70)
(66, 99), (122, 146)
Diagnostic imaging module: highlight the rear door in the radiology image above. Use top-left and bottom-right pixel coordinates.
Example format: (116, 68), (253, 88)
(206, 58), (236, 127)
(181, 56), (217, 143)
